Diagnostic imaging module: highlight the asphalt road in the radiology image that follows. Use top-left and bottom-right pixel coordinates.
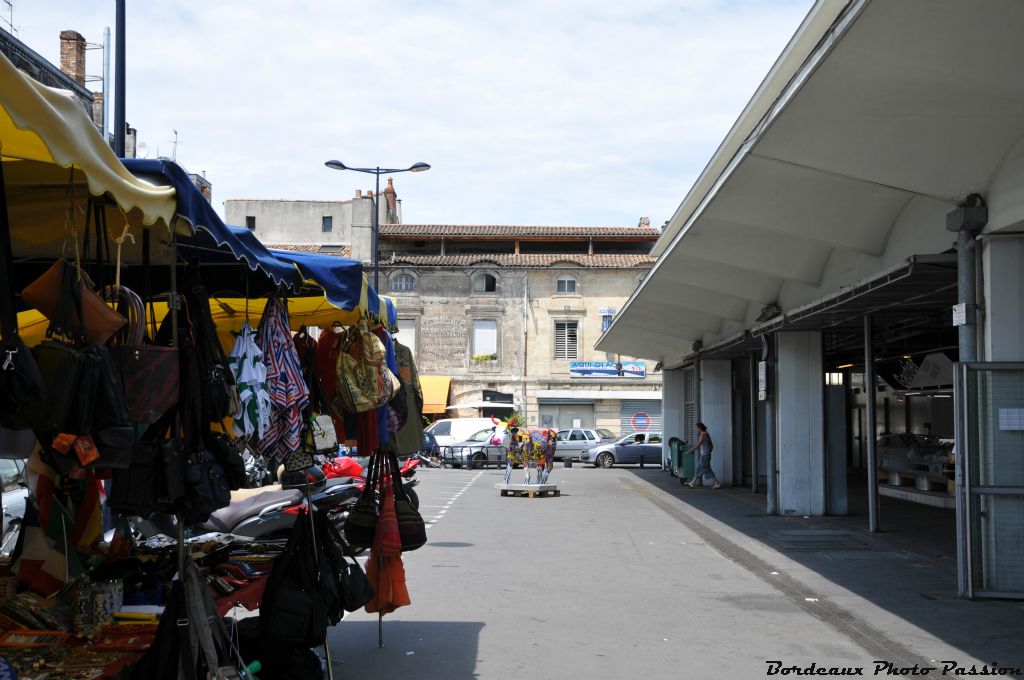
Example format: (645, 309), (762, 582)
(327, 465), (878, 679)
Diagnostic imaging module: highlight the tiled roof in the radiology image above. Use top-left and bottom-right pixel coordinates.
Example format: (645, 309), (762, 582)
(379, 224), (661, 239)
(266, 243), (353, 257)
(386, 254), (655, 268)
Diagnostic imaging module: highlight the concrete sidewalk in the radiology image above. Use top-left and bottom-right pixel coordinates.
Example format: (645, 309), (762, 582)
(633, 467), (1024, 668)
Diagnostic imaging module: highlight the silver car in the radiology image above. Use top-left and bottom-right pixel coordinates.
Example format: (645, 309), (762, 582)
(579, 432), (663, 468)
(554, 428), (616, 460)
(441, 428), (508, 469)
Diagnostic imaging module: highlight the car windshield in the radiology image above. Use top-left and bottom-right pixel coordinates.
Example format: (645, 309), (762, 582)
(597, 429), (615, 439)
(467, 428), (497, 443)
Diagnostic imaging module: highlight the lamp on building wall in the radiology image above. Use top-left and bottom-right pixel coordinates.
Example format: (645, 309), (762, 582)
(324, 160), (431, 289)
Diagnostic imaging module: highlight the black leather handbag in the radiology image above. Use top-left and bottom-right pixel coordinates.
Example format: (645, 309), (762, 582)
(181, 449), (230, 524)
(343, 452), (381, 549)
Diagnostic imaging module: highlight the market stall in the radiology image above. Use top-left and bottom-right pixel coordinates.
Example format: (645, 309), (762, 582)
(0, 47), (427, 679)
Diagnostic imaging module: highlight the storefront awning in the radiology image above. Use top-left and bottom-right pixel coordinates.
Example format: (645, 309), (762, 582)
(0, 50), (176, 228)
(419, 376), (452, 415)
(598, 0), (1024, 368)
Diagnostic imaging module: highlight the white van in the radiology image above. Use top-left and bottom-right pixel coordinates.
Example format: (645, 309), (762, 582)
(426, 418), (496, 447)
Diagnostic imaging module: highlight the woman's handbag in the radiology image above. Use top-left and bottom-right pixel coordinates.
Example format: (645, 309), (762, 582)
(107, 284), (179, 427)
(389, 452), (426, 551)
(20, 259), (126, 346)
(343, 452), (381, 549)
(335, 325), (399, 413)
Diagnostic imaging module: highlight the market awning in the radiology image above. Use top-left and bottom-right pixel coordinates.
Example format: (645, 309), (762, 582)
(0, 50), (176, 228)
(419, 376), (451, 415)
(597, 0), (1024, 368)
(123, 159), (303, 290)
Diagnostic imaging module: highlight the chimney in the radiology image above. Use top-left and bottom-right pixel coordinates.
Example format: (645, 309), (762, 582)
(59, 30), (87, 86)
(91, 91), (103, 128)
(355, 189), (362, 198)
(638, 216), (651, 228)
(383, 177), (398, 223)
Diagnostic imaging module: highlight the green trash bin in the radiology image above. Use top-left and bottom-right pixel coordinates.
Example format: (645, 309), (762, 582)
(670, 441), (693, 478)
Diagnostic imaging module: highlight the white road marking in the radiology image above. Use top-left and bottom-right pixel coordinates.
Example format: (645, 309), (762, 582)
(424, 471), (483, 530)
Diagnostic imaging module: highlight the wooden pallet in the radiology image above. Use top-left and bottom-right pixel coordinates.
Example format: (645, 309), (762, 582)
(495, 483), (560, 498)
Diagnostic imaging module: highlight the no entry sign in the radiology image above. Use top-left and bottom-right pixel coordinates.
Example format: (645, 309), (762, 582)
(631, 412), (651, 430)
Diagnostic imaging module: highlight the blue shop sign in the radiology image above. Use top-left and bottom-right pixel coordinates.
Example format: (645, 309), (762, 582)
(569, 361), (646, 378)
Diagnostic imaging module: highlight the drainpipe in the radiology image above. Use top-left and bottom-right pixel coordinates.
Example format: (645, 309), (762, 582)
(750, 353), (758, 494)
(945, 194), (987, 363)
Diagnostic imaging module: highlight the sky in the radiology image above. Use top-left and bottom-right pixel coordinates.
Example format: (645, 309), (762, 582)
(6, 0), (813, 228)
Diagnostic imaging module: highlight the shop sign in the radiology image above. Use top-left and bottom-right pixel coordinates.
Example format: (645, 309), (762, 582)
(599, 307), (617, 333)
(569, 361), (645, 378)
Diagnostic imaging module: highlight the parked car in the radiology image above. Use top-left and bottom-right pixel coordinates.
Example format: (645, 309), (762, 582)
(579, 431), (663, 468)
(426, 418), (496, 447)
(442, 427), (508, 469)
(877, 434), (951, 475)
(1, 458), (28, 533)
(554, 428), (616, 460)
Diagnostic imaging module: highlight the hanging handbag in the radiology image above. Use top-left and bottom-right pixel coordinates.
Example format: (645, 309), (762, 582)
(20, 259), (127, 346)
(181, 448), (231, 524)
(204, 431), (246, 491)
(261, 512), (331, 648)
(335, 326), (398, 413)
(389, 451), (427, 551)
(111, 228), (180, 426)
(343, 452), (381, 549)
(17, 266), (102, 435)
(0, 159), (46, 429)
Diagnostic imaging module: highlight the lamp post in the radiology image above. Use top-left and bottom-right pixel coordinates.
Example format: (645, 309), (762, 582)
(324, 160), (431, 290)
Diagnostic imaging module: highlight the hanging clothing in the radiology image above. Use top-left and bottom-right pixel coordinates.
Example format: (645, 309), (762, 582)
(315, 327), (349, 443)
(256, 298), (309, 462)
(292, 329), (318, 414)
(388, 340), (424, 455)
(227, 322), (271, 440)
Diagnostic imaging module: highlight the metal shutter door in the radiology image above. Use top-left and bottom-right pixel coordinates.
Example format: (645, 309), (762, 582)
(620, 400), (662, 434)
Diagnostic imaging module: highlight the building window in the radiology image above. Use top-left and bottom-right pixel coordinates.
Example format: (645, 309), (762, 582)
(472, 273), (497, 293)
(396, 318), (417, 357)
(554, 321), (578, 360)
(556, 274), (577, 294)
(245, 215), (256, 230)
(472, 319), (498, 360)
(392, 273), (416, 292)
(322, 215), (333, 232)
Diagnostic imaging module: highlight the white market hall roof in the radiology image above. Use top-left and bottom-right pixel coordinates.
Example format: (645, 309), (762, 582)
(597, 0), (1024, 369)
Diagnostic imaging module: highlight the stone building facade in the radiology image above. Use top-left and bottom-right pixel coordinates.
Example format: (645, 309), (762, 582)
(224, 184), (663, 434)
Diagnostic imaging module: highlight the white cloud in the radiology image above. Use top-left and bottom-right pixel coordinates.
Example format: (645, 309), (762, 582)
(7, 0), (813, 226)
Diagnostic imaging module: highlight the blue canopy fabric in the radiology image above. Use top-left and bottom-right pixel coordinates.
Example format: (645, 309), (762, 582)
(122, 159), (303, 289)
(266, 247), (365, 312)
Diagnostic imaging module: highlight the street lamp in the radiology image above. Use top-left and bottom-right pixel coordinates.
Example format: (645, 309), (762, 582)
(324, 160), (431, 290)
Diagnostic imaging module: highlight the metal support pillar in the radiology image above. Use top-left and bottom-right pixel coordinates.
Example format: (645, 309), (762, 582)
(114, 0), (125, 157)
(764, 343), (777, 515)
(750, 353), (758, 494)
(957, 228), (978, 362)
(864, 315), (879, 533)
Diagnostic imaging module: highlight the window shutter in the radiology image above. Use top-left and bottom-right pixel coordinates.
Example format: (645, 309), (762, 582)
(555, 321), (578, 359)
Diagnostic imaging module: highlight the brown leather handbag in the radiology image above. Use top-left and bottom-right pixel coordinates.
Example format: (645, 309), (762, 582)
(109, 285), (178, 427)
(21, 259), (126, 346)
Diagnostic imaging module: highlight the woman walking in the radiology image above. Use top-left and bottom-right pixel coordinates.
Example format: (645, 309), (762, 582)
(686, 422), (721, 489)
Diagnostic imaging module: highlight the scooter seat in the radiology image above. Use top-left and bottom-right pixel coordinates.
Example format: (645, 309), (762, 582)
(231, 484), (283, 501)
(202, 488), (302, 533)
